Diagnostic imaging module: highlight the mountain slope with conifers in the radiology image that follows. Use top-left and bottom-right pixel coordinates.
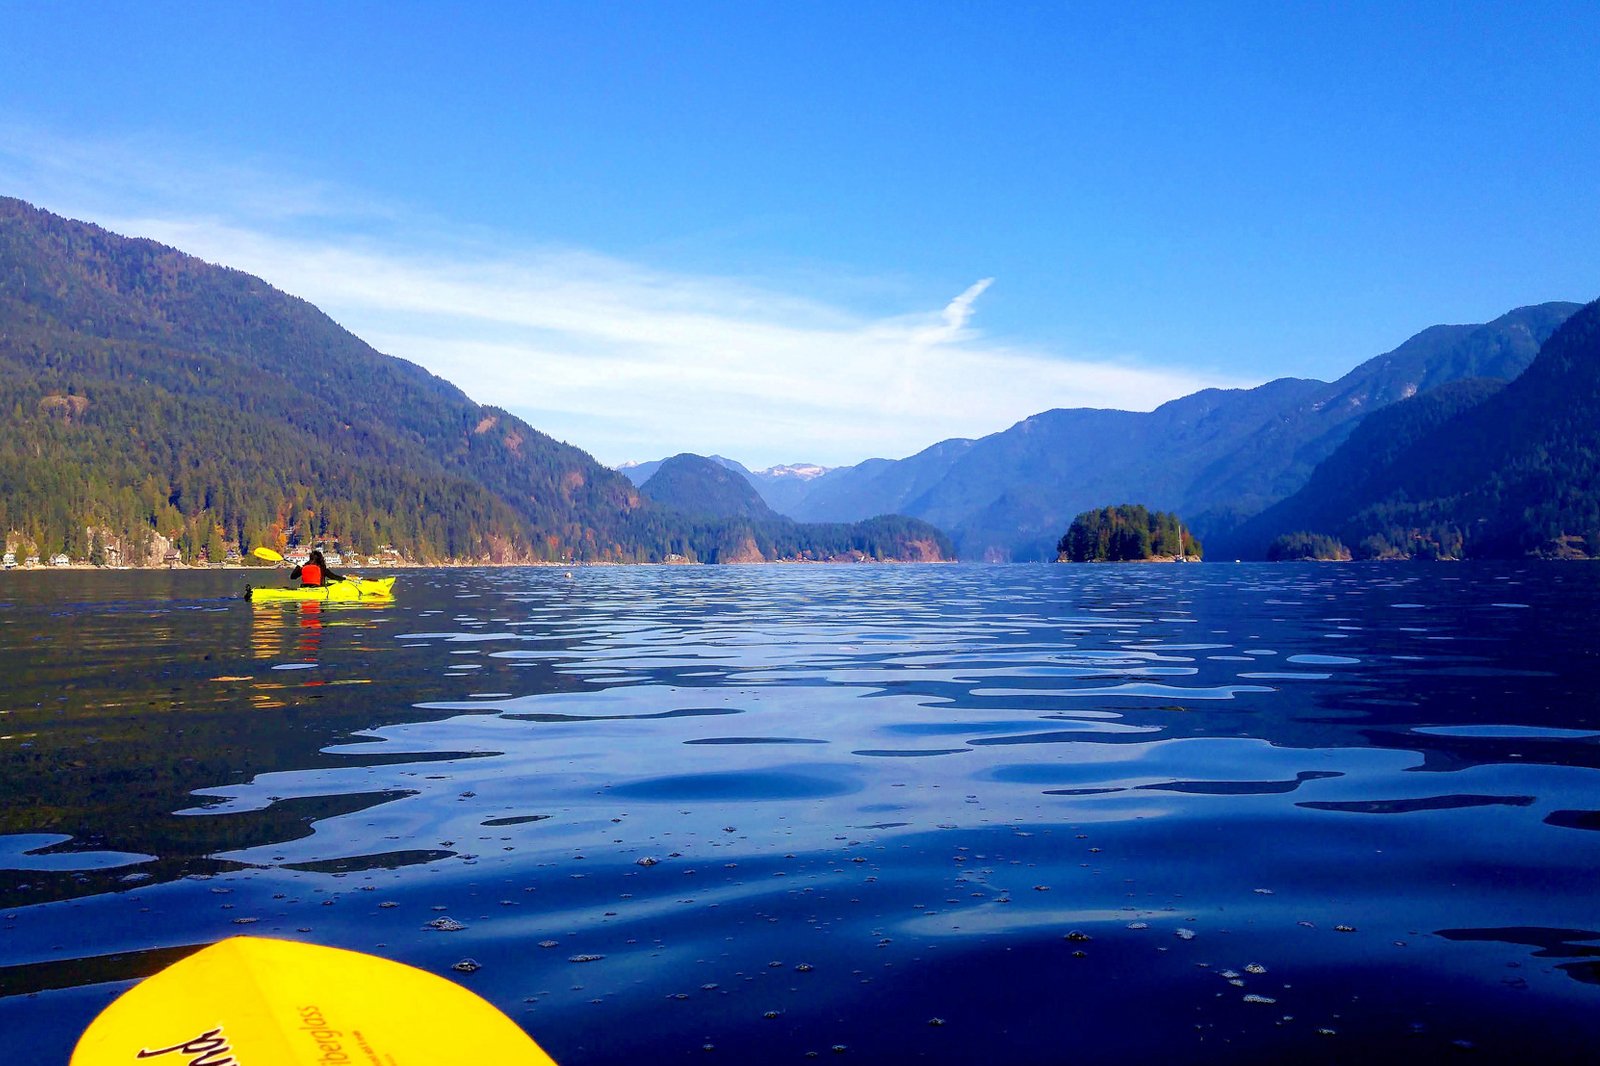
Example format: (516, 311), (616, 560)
(640, 454), (781, 521)
(1222, 377), (1507, 558)
(1236, 296), (1600, 559)
(0, 197), (948, 564)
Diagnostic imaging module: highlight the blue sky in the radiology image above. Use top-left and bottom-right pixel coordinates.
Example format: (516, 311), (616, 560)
(2, 2), (1596, 468)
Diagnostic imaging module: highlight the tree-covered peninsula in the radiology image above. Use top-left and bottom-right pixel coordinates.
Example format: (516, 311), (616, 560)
(1056, 504), (1200, 562)
(1266, 532), (1352, 561)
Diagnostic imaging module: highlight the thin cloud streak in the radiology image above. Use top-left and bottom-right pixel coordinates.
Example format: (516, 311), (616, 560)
(3, 129), (1254, 468)
(109, 215), (1250, 468)
(913, 277), (993, 345)
(0, 124), (399, 229)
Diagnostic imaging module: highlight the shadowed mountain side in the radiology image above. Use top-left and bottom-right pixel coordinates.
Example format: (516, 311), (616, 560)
(1231, 296), (1600, 560)
(1220, 378), (1509, 559)
(620, 454), (751, 489)
(779, 438), (977, 523)
(640, 454), (781, 521)
(918, 379), (1327, 560)
(634, 453), (955, 562)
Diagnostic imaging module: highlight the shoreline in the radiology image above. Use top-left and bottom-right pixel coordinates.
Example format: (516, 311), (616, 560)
(1, 557), (958, 572)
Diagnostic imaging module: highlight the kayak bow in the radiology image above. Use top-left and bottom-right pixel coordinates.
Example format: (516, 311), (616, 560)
(71, 936), (559, 1065)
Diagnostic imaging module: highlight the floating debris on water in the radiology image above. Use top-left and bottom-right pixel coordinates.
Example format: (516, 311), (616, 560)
(1242, 994), (1277, 1004)
(426, 916), (467, 931)
(1174, 928), (1196, 940)
(1244, 963), (1267, 974)
(452, 958), (481, 973)
(569, 954), (606, 963)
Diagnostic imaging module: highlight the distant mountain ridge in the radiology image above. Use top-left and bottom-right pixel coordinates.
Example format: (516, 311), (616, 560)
(634, 453), (953, 563)
(689, 302), (1578, 559)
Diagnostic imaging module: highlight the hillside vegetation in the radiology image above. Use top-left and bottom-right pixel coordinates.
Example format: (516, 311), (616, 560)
(1239, 297), (1600, 560)
(0, 197), (949, 565)
(1057, 504), (1199, 562)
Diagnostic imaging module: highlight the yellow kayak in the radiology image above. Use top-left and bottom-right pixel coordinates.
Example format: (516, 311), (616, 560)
(247, 576), (396, 602)
(72, 936), (558, 1065)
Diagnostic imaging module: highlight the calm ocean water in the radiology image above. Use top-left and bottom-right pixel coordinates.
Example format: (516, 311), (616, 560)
(1, 563), (1598, 1063)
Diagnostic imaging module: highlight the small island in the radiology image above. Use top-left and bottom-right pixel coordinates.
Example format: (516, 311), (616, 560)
(1266, 531), (1352, 561)
(1056, 504), (1201, 562)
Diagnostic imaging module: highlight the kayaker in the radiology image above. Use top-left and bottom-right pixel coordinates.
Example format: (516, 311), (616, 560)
(289, 549), (345, 588)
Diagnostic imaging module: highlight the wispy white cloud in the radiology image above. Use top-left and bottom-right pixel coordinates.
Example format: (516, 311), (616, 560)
(0, 123), (400, 230)
(2, 130), (1255, 468)
(912, 277), (993, 345)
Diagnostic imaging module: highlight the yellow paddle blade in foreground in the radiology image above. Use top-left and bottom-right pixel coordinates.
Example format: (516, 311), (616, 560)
(252, 546), (285, 562)
(71, 936), (559, 1065)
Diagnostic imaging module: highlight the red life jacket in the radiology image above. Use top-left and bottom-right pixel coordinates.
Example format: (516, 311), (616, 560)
(300, 562), (324, 587)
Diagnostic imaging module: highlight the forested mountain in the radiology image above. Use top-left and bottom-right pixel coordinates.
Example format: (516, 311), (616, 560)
(633, 453), (952, 563)
(0, 197), (947, 565)
(1223, 378), (1506, 558)
(620, 456), (833, 518)
(1237, 296), (1600, 560)
(747, 303), (1579, 560)
(640, 454), (780, 521)
(620, 454), (750, 489)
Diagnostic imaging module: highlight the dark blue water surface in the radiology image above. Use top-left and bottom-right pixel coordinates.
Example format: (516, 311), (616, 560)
(2, 563), (1599, 1063)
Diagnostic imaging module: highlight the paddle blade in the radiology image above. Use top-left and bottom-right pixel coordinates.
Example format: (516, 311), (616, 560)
(252, 546), (284, 563)
(71, 936), (558, 1065)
